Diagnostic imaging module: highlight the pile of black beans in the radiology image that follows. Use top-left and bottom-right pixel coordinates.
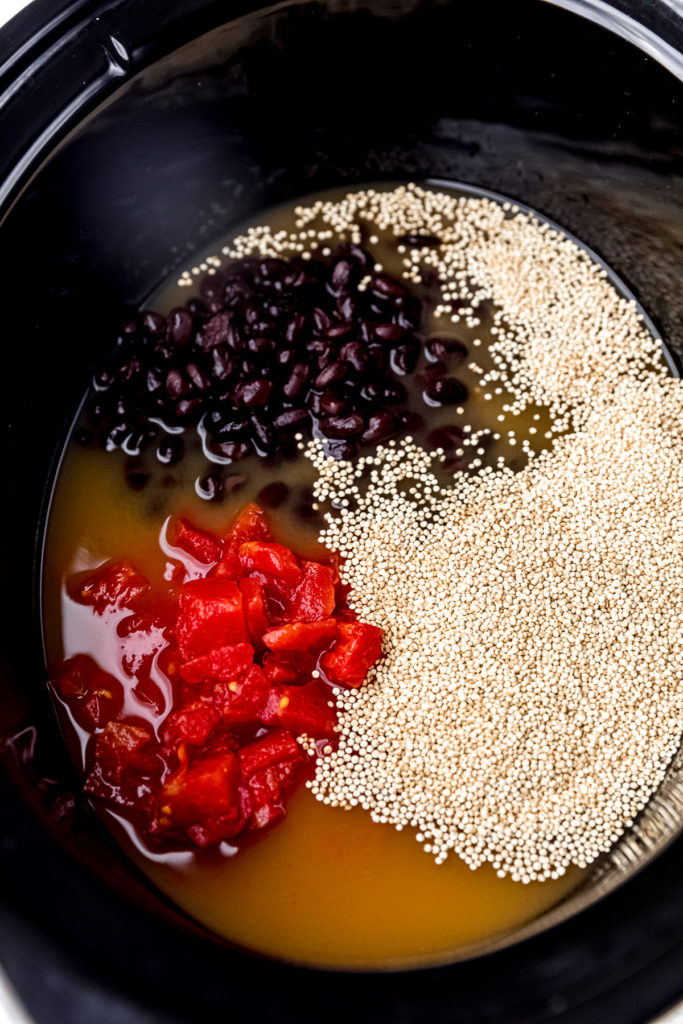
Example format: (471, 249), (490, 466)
(82, 244), (468, 471)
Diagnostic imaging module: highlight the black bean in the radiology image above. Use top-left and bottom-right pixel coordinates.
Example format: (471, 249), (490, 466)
(115, 396), (130, 418)
(175, 398), (201, 420)
(374, 323), (403, 343)
(198, 312), (233, 350)
(156, 435), (183, 465)
(153, 339), (174, 363)
(348, 244), (372, 271)
(371, 275), (409, 300)
(236, 379), (273, 409)
(337, 294), (356, 320)
(399, 233), (442, 248)
(396, 306), (421, 331)
(104, 422), (129, 451)
(142, 311), (167, 337)
(215, 415), (249, 439)
(319, 413), (365, 439)
(325, 439), (358, 461)
(257, 481), (289, 508)
(367, 343), (387, 372)
(168, 307), (193, 347)
(327, 322), (354, 339)
(339, 341), (370, 373)
(215, 440), (250, 461)
(360, 378), (406, 405)
(320, 389), (350, 417)
(247, 336), (273, 358)
(426, 424), (465, 451)
(197, 474), (223, 502)
(259, 258), (287, 280)
(125, 425), (157, 456)
(330, 258), (354, 293)
(361, 411), (401, 445)
(120, 318), (138, 337)
(146, 367), (163, 393)
(425, 336), (468, 362)
(425, 377), (468, 404)
(250, 416), (275, 455)
(286, 314), (307, 343)
(165, 369), (191, 399)
(391, 338), (420, 375)
(402, 410), (424, 432)
(313, 308), (332, 334)
(277, 347), (295, 367)
(283, 363), (310, 399)
(126, 467), (151, 491)
(315, 360), (350, 389)
(186, 362), (211, 391)
(273, 408), (309, 431)
(210, 346), (233, 381)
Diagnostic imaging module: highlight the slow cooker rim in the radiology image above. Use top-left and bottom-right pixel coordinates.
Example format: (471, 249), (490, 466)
(1, 0), (683, 1020)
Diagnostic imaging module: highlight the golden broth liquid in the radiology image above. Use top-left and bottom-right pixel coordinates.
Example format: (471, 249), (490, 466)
(42, 182), (586, 969)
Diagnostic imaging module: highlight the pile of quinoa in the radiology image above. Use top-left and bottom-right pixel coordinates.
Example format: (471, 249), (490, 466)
(185, 183), (683, 881)
(291, 185), (683, 883)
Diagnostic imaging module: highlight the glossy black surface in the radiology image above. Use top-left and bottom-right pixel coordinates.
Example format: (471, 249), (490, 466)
(0, 0), (682, 1020)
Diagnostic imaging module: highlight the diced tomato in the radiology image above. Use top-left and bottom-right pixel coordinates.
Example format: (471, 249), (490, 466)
(226, 503), (272, 547)
(69, 561), (150, 615)
(239, 730), (304, 832)
(238, 728), (302, 776)
(211, 664), (270, 726)
(92, 720), (154, 773)
(286, 562), (336, 622)
(259, 680), (338, 739)
(179, 641), (254, 684)
(321, 622), (384, 688)
(175, 578), (247, 660)
(154, 750), (251, 846)
(238, 577), (270, 643)
(169, 519), (222, 565)
(162, 700), (221, 747)
(238, 542), (302, 588)
(262, 652), (300, 685)
(54, 654), (123, 731)
(262, 618), (338, 654)
(214, 504), (272, 579)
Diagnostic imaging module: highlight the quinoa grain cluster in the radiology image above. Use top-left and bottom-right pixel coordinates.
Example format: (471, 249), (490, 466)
(292, 185), (682, 882)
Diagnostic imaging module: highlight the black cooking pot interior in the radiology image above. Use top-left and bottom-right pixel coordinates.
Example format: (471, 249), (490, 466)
(1, 0), (682, 1021)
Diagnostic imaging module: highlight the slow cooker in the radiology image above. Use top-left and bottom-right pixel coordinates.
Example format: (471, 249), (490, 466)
(1, 0), (682, 1020)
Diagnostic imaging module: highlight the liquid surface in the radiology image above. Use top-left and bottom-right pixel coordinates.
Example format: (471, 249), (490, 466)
(41, 181), (602, 968)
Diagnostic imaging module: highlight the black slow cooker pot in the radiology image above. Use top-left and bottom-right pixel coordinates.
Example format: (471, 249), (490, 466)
(1, 0), (683, 1021)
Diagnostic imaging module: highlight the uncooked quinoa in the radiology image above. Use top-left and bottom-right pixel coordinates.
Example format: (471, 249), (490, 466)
(260, 183), (683, 884)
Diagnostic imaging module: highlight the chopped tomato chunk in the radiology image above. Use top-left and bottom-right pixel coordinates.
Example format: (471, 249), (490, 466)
(286, 561), (336, 622)
(214, 504), (272, 579)
(169, 519), (222, 565)
(179, 642), (254, 684)
(260, 680), (338, 740)
(239, 730), (304, 832)
(238, 577), (270, 643)
(238, 541), (302, 588)
(226, 503), (272, 546)
(70, 561), (150, 614)
(175, 578), (247, 660)
(262, 618), (338, 653)
(321, 622), (384, 687)
(262, 652), (300, 685)
(162, 700), (221, 747)
(211, 664), (270, 726)
(54, 655), (123, 731)
(154, 750), (251, 846)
